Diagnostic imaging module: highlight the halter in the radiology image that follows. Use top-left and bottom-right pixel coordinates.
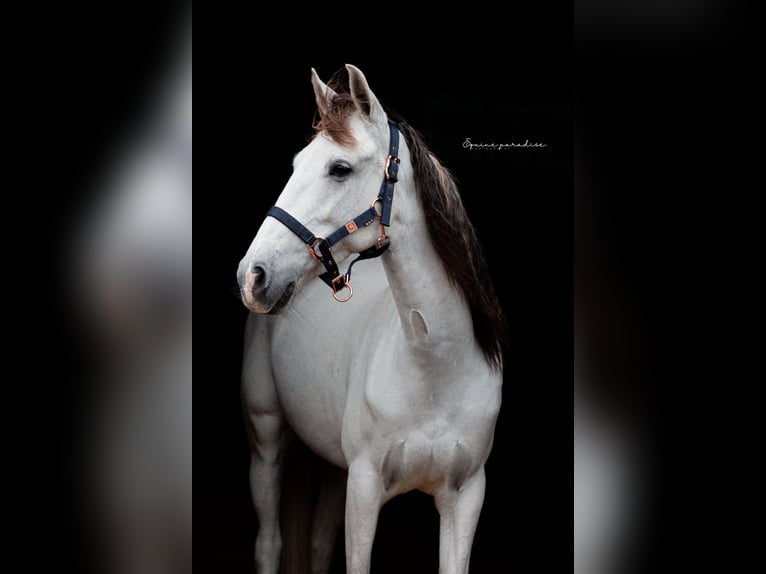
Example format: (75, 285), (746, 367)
(266, 121), (400, 302)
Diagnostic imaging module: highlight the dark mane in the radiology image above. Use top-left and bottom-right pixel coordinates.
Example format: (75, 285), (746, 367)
(314, 78), (507, 369)
(394, 118), (506, 369)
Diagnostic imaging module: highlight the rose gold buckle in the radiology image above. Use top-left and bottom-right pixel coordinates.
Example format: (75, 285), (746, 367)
(384, 155), (400, 181)
(307, 236), (325, 262)
(370, 197), (383, 218)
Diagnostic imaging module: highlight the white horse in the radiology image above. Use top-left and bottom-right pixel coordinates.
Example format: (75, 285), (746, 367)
(238, 64), (505, 574)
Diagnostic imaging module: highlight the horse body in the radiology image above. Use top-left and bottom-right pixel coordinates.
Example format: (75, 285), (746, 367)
(248, 255), (500, 482)
(239, 65), (503, 574)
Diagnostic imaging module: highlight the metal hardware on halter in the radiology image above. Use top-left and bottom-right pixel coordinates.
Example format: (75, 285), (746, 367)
(331, 274), (345, 290)
(307, 236), (325, 262)
(332, 283), (353, 303)
(265, 121), (400, 303)
(331, 275), (353, 302)
(370, 197), (388, 248)
(385, 155), (400, 182)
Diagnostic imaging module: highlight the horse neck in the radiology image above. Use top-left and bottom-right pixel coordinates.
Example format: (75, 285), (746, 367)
(380, 148), (474, 363)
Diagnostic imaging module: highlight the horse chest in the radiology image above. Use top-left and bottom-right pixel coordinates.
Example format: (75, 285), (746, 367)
(341, 370), (499, 492)
(357, 408), (483, 495)
(359, 365), (488, 430)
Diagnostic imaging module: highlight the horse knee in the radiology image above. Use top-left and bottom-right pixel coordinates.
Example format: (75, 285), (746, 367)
(248, 412), (289, 461)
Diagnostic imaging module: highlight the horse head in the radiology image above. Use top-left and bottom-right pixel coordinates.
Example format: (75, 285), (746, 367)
(238, 65), (394, 313)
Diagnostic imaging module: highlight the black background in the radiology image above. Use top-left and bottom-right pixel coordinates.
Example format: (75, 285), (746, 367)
(198, 7), (572, 574)
(9, 2), (762, 572)
(0, 2), (571, 572)
(0, 3), (572, 572)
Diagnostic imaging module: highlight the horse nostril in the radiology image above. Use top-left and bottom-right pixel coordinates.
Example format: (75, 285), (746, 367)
(243, 265), (267, 302)
(251, 266), (265, 285)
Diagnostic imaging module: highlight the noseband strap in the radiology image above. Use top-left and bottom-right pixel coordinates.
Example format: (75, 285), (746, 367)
(265, 207), (317, 245)
(266, 121), (400, 302)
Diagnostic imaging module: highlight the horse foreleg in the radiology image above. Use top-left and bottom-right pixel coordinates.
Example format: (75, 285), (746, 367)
(248, 412), (290, 574)
(310, 463), (347, 574)
(242, 315), (291, 574)
(434, 467), (487, 574)
(345, 461), (383, 574)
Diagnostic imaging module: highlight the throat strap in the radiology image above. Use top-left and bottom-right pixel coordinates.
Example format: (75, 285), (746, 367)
(380, 122), (400, 226)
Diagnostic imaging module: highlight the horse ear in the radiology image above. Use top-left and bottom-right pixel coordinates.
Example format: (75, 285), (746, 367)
(346, 64), (384, 122)
(311, 68), (337, 119)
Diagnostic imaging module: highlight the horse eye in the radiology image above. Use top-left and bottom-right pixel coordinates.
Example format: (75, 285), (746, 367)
(329, 163), (352, 178)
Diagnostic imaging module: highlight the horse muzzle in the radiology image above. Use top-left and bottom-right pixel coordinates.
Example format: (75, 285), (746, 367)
(238, 262), (295, 314)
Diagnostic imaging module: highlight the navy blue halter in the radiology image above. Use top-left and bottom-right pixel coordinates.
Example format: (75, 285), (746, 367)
(266, 121), (400, 302)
